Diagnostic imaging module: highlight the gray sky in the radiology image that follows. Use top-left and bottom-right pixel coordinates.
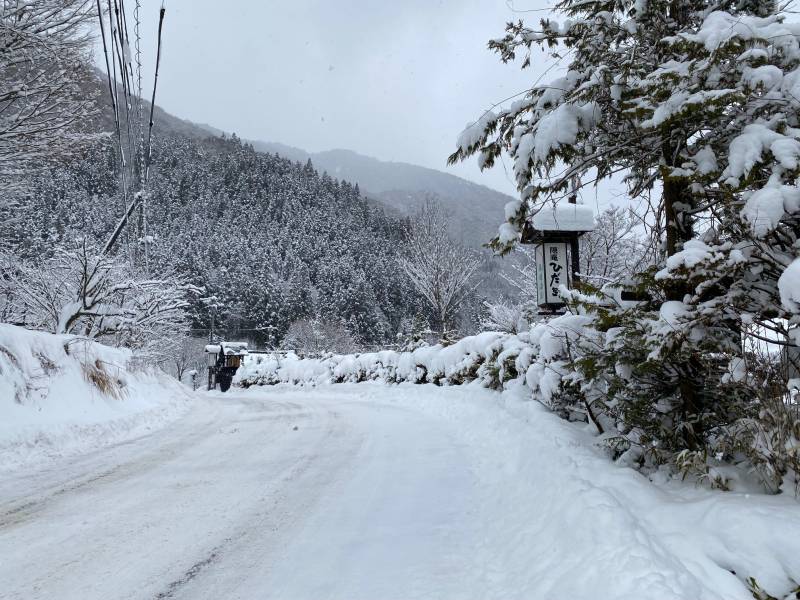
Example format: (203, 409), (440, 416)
(123, 0), (548, 196)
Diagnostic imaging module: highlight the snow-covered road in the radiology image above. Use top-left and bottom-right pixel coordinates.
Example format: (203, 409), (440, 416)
(0, 386), (485, 600)
(1, 384), (798, 600)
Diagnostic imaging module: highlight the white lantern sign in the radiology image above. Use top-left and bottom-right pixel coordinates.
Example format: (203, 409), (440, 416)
(535, 241), (570, 307)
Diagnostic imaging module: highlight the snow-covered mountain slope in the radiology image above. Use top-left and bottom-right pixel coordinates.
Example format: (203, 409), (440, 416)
(190, 122), (513, 248)
(0, 324), (191, 472)
(249, 144), (513, 247)
(90, 73), (514, 248)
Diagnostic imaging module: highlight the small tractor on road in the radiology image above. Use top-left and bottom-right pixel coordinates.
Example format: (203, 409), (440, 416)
(205, 341), (248, 392)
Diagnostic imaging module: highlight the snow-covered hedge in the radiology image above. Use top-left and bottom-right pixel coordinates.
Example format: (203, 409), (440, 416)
(0, 323), (190, 471)
(235, 315), (590, 407)
(235, 312), (800, 497)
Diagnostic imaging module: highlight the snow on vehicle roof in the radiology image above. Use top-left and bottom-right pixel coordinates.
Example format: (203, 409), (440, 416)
(205, 342), (249, 355)
(530, 204), (595, 232)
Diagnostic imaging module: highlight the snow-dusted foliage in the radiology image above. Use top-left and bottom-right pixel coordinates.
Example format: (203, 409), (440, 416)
(480, 299), (529, 334)
(0, 0), (98, 192)
(579, 206), (653, 284)
(283, 318), (359, 356)
(448, 0), (800, 496)
(398, 200), (481, 338)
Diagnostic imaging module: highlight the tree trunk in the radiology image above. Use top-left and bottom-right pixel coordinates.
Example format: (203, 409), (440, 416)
(662, 142), (703, 450)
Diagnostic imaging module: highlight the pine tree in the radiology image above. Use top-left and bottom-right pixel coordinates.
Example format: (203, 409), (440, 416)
(452, 0), (800, 482)
(7, 134), (432, 348)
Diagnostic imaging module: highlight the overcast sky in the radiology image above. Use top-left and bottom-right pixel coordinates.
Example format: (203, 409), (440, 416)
(118, 0), (553, 196)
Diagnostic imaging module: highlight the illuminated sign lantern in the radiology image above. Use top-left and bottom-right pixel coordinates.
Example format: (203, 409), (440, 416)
(521, 203), (595, 312)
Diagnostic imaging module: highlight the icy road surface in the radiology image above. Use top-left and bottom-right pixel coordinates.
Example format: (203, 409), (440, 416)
(1, 384), (798, 600)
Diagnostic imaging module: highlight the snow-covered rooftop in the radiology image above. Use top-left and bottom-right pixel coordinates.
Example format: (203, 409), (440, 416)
(530, 204), (595, 232)
(205, 342), (249, 356)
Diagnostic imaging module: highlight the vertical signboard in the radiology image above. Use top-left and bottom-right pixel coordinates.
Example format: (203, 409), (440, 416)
(535, 242), (569, 307)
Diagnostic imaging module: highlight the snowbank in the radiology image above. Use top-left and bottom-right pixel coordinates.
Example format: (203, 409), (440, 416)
(0, 323), (191, 472)
(236, 356), (800, 597)
(234, 316), (590, 413)
(383, 383), (800, 600)
(235, 316), (800, 492)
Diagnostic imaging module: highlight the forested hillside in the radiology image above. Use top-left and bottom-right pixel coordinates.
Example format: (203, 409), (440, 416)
(3, 135), (432, 346)
(247, 143), (514, 247)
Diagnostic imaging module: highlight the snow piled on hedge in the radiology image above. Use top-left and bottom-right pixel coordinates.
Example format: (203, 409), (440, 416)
(0, 323), (191, 472)
(235, 315), (590, 410)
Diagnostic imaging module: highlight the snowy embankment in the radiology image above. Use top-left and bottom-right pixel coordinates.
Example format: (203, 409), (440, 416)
(375, 383), (800, 600)
(0, 323), (190, 472)
(234, 322), (800, 597)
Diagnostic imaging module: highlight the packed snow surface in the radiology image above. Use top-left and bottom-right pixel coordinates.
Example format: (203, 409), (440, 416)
(0, 324), (190, 472)
(530, 203), (595, 232)
(1, 384), (798, 599)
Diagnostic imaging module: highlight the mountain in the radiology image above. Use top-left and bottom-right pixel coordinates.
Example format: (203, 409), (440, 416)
(252, 145), (513, 248)
(84, 75), (519, 305)
(10, 135), (426, 344)
(194, 133), (514, 248)
(87, 72), (514, 248)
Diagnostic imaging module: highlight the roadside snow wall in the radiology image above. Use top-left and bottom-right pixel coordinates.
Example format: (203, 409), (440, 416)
(0, 323), (190, 471)
(234, 315), (592, 413)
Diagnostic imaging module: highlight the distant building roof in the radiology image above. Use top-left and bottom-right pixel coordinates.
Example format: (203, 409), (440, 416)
(205, 342), (249, 356)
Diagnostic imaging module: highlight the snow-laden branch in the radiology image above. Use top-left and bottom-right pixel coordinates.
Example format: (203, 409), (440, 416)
(398, 200), (481, 338)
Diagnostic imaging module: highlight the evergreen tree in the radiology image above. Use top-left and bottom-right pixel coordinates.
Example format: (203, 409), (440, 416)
(452, 0), (800, 481)
(5, 134), (431, 348)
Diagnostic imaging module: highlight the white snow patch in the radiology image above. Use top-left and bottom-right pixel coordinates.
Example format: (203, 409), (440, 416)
(658, 239), (714, 276)
(0, 324), (191, 472)
(693, 146), (718, 175)
(457, 111), (496, 152)
(530, 203), (595, 232)
(741, 183), (800, 237)
(685, 11), (800, 54)
(660, 301), (690, 328)
(497, 221), (520, 244)
(779, 257), (800, 313)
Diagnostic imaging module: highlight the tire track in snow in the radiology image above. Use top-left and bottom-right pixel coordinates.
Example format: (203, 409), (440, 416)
(153, 543), (227, 599)
(158, 408), (365, 600)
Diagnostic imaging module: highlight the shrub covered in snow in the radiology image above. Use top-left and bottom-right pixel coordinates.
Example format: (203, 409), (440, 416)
(235, 305), (800, 495)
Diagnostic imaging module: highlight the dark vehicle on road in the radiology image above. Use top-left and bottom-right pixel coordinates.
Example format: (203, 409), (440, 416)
(205, 342), (248, 392)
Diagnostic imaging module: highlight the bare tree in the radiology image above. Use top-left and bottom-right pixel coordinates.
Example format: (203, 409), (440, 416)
(6, 240), (195, 348)
(398, 200), (480, 338)
(0, 0), (98, 191)
(480, 299), (533, 334)
(161, 335), (207, 383)
(283, 318), (358, 356)
(579, 206), (653, 285)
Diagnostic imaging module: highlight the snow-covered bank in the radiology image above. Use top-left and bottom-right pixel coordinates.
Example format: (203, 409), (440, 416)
(232, 383), (800, 599)
(234, 318), (800, 495)
(0, 324), (191, 472)
(391, 383), (800, 599)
